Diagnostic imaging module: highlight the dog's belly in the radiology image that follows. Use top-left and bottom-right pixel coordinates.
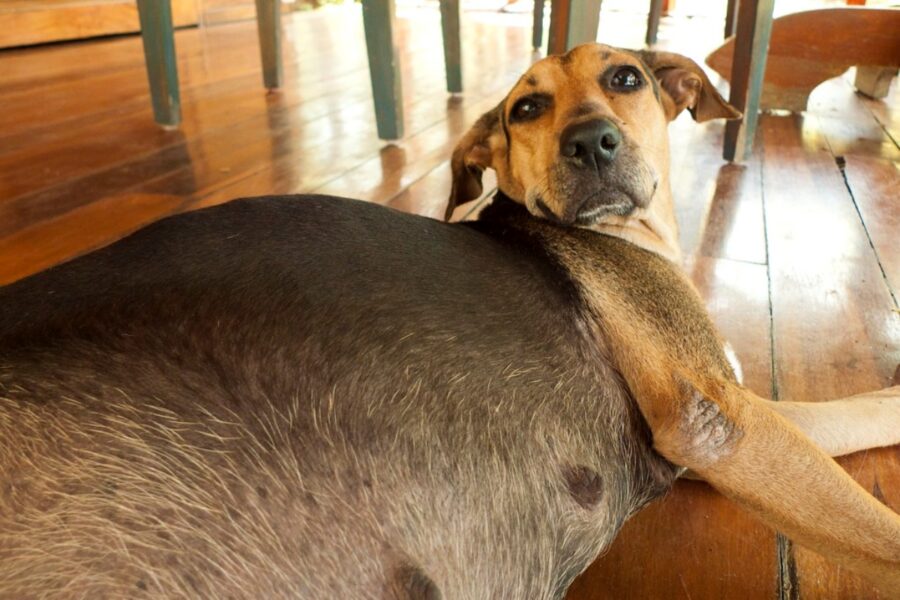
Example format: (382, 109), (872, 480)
(0, 195), (677, 598)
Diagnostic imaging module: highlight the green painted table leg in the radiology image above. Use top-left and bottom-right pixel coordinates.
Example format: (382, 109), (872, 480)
(547, 0), (602, 55)
(362, 0), (404, 140)
(532, 0), (545, 50)
(723, 0), (774, 162)
(137, 0), (180, 127)
(440, 0), (462, 93)
(646, 0), (663, 46)
(255, 0), (283, 89)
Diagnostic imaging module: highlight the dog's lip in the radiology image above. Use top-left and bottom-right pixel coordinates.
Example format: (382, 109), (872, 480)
(574, 203), (634, 225)
(574, 193), (638, 225)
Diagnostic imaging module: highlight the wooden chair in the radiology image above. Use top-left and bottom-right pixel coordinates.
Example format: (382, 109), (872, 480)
(707, 8), (900, 113)
(137, 0), (462, 140)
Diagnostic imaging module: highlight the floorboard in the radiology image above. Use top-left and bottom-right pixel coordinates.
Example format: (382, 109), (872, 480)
(760, 113), (899, 599)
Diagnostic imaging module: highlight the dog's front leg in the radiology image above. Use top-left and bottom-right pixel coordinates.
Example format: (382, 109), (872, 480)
(645, 376), (900, 596)
(763, 385), (900, 457)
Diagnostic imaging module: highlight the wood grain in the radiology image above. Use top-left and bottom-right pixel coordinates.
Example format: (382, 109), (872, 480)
(760, 113), (900, 599)
(707, 8), (900, 112)
(0, 0), (199, 49)
(841, 156), (900, 296)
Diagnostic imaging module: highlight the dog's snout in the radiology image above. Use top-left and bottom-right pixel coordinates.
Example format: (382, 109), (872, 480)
(559, 119), (622, 168)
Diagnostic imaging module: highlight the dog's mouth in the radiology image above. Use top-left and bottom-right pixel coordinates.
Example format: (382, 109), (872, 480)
(527, 150), (658, 226)
(531, 190), (639, 226)
(573, 194), (639, 225)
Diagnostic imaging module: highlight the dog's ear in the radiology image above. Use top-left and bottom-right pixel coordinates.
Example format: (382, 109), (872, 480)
(446, 101), (505, 221)
(639, 51), (741, 123)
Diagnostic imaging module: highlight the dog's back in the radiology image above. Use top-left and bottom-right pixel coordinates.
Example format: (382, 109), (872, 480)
(0, 196), (675, 598)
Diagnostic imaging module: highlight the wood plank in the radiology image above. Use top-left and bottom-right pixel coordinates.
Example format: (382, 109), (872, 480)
(0, 21), (530, 280)
(0, 9), (527, 222)
(842, 156), (900, 299)
(0, 60), (493, 240)
(760, 113), (900, 599)
(668, 117), (767, 264)
(0, 193), (185, 285)
(0, 0), (199, 49)
(810, 113), (900, 161)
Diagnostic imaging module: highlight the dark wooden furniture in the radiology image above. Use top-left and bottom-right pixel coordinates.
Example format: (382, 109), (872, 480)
(708, 8), (900, 112)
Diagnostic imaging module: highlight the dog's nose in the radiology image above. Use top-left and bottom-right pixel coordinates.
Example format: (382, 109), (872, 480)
(559, 119), (622, 168)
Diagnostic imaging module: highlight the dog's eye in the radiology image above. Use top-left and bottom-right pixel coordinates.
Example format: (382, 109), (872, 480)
(510, 97), (546, 123)
(609, 66), (644, 91)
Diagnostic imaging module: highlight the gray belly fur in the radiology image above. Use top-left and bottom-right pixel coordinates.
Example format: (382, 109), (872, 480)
(0, 196), (677, 598)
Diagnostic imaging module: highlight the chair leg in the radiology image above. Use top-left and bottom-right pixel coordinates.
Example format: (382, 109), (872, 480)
(137, 0), (180, 128)
(362, 0), (404, 140)
(547, 0), (602, 55)
(532, 0), (545, 50)
(254, 0), (283, 89)
(439, 0), (463, 93)
(723, 0), (774, 162)
(646, 0), (663, 46)
(724, 0), (739, 38)
(854, 66), (898, 99)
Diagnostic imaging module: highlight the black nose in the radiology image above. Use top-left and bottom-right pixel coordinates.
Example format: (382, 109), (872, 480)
(559, 119), (622, 168)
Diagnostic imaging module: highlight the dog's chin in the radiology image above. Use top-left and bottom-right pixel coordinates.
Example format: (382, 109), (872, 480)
(571, 186), (648, 225)
(524, 183), (651, 226)
(573, 200), (636, 225)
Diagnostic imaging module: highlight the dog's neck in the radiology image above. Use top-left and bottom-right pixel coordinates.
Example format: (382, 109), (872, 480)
(491, 182), (682, 264)
(583, 181), (682, 264)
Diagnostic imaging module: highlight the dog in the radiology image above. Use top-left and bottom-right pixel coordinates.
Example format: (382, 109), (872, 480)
(1, 43), (899, 598)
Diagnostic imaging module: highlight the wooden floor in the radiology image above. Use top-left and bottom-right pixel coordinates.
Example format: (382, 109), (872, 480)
(1, 1), (898, 598)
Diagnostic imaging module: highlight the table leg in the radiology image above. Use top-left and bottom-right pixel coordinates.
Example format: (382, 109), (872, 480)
(254, 0), (283, 89)
(362, 0), (404, 140)
(532, 0), (545, 50)
(723, 0), (774, 162)
(137, 0), (180, 127)
(440, 0), (463, 93)
(646, 0), (663, 46)
(547, 0), (602, 55)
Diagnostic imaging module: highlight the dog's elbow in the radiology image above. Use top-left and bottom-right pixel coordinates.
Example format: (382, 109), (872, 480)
(652, 378), (746, 470)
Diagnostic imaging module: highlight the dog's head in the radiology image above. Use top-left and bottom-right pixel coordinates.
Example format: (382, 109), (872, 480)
(447, 44), (740, 259)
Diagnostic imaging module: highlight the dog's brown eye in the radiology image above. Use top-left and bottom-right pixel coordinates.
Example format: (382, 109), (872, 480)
(510, 96), (548, 123)
(609, 66), (644, 91)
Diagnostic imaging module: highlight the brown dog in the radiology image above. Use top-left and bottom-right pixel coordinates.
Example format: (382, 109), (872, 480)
(446, 43), (900, 593)
(1, 44), (898, 598)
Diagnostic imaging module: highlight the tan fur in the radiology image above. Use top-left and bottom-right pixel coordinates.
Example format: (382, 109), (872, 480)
(448, 43), (900, 595)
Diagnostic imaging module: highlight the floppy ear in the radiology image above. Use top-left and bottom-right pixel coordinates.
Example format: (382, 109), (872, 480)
(639, 50), (741, 123)
(445, 101), (504, 221)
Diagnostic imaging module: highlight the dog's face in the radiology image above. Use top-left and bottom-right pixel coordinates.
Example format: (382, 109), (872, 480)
(447, 44), (740, 227)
